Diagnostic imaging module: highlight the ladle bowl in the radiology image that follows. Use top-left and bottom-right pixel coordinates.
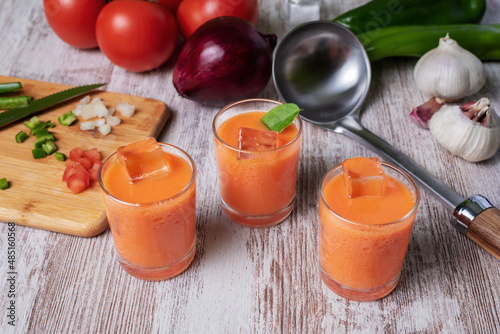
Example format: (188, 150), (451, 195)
(272, 21), (500, 260)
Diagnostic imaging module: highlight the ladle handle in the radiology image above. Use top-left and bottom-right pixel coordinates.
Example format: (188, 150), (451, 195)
(335, 116), (464, 211)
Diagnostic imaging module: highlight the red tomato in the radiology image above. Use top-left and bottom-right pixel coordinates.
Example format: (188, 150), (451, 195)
(67, 174), (88, 194)
(89, 161), (103, 182)
(150, 0), (183, 13)
(83, 148), (101, 165)
(69, 147), (84, 161)
(96, 0), (178, 72)
(176, 0), (259, 39)
(43, 0), (106, 49)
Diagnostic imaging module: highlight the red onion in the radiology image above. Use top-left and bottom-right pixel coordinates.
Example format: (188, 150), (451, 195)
(172, 16), (277, 106)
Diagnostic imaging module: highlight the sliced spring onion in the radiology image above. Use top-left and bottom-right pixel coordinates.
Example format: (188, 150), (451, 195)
(15, 130), (28, 143)
(0, 177), (8, 190)
(55, 152), (66, 161)
(58, 110), (77, 126)
(32, 148), (46, 159)
(42, 141), (57, 155)
(0, 82), (22, 95)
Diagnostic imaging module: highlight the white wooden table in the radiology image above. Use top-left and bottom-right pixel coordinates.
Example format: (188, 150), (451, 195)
(1, 1), (499, 333)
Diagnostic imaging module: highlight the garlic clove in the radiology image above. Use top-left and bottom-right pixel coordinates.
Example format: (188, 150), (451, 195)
(428, 98), (500, 162)
(414, 34), (485, 102)
(410, 97), (445, 128)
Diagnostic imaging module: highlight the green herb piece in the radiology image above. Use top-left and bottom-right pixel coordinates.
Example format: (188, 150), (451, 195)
(30, 120), (54, 135)
(42, 141), (57, 155)
(0, 178), (9, 190)
(55, 152), (67, 161)
(33, 134), (56, 148)
(0, 82), (22, 95)
(261, 103), (302, 133)
(58, 110), (77, 126)
(24, 116), (42, 129)
(33, 128), (49, 138)
(0, 96), (32, 109)
(32, 148), (47, 159)
(15, 130), (28, 143)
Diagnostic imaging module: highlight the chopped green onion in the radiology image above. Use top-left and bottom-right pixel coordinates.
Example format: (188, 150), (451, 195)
(24, 116), (42, 129)
(0, 96), (32, 109)
(42, 141), (57, 155)
(0, 178), (9, 190)
(58, 110), (77, 126)
(32, 148), (46, 159)
(261, 103), (302, 133)
(33, 128), (50, 138)
(55, 152), (67, 161)
(0, 82), (22, 95)
(33, 134), (56, 148)
(15, 130), (28, 143)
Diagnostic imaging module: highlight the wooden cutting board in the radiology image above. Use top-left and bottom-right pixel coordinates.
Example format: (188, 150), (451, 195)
(0, 76), (170, 237)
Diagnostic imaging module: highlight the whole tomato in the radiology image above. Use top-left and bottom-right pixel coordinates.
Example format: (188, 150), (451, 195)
(43, 0), (106, 49)
(96, 0), (178, 72)
(176, 0), (259, 39)
(149, 0), (183, 13)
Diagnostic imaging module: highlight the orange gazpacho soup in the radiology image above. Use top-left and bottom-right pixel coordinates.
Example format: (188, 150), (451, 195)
(215, 111), (301, 225)
(100, 138), (196, 280)
(319, 157), (418, 300)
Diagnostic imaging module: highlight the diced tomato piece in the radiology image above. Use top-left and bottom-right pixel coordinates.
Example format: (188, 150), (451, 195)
(63, 162), (90, 186)
(89, 161), (103, 182)
(83, 148), (101, 164)
(66, 174), (87, 194)
(77, 157), (93, 170)
(69, 147), (84, 161)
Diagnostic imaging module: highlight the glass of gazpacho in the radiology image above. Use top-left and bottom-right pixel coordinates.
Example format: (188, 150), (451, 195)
(319, 157), (419, 301)
(99, 137), (196, 281)
(212, 99), (302, 227)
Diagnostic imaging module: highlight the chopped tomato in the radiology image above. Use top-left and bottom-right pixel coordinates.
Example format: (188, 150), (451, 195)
(63, 162), (90, 185)
(77, 157), (93, 170)
(89, 161), (103, 182)
(83, 148), (101, 164)
(67, 174), (88, 194)
(69, 147), (84, 161)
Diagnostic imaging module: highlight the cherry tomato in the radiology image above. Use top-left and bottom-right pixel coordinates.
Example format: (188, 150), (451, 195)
(96, 0), (178, 72)
(149, 0), (183, 13)
(43, 0), (106, 49)
(176, 0), (259, 39)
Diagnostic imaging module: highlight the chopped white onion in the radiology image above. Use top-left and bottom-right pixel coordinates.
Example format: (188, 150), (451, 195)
(95, 118), (106, 126)
(107, 107), (115, 116)
(116, 102), (135, 117)
(72, 105), (83, 116)
(106, 116), (121, 126)
(79, 95), (91, 105)
(81, 104), (97, 119)
(80, 121), (96, 130)
(98, 124), (111, 135)
(94, 101), (109, 118)
(91, 97), (103, 104)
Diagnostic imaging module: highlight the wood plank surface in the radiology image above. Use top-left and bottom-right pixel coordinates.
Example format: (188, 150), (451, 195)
(0, 76), (170, 237)
(0, 0), (499, 333)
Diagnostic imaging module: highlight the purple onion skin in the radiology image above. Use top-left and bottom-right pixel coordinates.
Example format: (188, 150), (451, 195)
(173, 16), (278, 107)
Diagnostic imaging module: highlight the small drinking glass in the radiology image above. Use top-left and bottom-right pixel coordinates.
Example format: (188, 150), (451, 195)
(212, 98), (302, 227)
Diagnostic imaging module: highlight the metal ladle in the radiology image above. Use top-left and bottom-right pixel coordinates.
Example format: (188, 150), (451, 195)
(272, 21), (500, 260)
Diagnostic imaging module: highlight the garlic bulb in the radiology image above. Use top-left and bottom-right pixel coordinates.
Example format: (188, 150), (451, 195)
(414, 34), (485, 101)
(429, 98), (500, 162)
